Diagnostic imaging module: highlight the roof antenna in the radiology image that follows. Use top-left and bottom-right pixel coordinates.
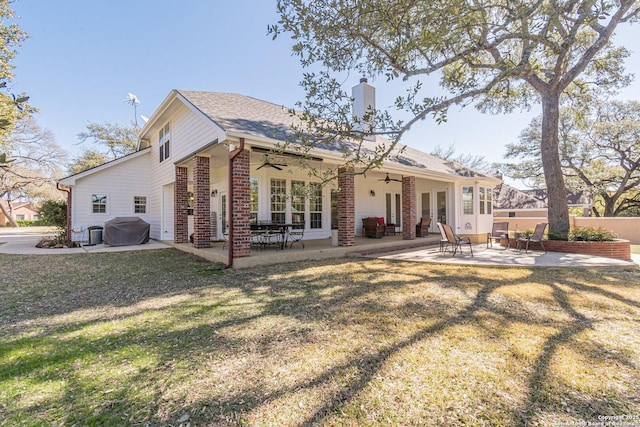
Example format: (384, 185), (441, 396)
(123, 92), (140, 128)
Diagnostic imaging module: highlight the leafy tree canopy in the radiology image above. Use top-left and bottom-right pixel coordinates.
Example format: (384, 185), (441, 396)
(502, 99), (640, 217)
(0, 2), (29, 140)
(272, 0), (639, 236)
(69, 122), (137, 174)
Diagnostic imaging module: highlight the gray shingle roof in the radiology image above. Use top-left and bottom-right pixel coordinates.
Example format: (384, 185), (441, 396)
(177, 90), (494, 180)
(493, 184), (548, 210)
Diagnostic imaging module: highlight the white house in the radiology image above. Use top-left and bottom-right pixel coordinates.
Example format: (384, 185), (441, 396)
(59, 81), (501, 266)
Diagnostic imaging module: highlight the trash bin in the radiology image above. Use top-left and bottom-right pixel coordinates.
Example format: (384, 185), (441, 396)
(87, 226), (104, 245)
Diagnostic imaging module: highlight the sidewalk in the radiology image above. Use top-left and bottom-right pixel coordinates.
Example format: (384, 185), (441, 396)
(0, 229), (169, 254)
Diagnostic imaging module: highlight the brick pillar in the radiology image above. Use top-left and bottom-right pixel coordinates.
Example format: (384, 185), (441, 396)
(193, 156), (211, 248)
(402, 176), (416, 240)
(337, 167), (355, 246)
(231, 149), (251, 257)
(174, 166), (189, 244)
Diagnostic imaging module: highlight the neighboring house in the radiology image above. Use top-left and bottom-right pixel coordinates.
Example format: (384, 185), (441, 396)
(493, 183), (593, 217)
(0, 201), (41, 225)
(59, 80), (501, 264)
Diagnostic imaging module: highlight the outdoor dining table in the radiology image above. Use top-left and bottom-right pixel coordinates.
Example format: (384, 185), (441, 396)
(251, 223), (299, 250)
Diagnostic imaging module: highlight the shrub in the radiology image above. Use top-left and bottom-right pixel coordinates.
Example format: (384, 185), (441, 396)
(568, 226), (616, 242)
(39, 199), (67, 228)
(547, 229), (569, 241)
(15, 219), (45, 227)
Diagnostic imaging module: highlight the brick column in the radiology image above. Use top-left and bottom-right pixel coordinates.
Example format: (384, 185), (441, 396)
(337, 167), (355, 246)
(174, 166), (189, 244)
(193, 156), (211, 248)
(231, 149), (251, 257)
(402, 176), (416, 240)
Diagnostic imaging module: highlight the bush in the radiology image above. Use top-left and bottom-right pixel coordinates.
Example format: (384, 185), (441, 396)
(39, 199), (67, 228)
(547, 229), (569, 241)
(14, 219), (45, 227)
(568, 226), (616, 242)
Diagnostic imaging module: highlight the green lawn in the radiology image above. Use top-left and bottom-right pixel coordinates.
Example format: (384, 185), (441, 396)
(1, 249), (639, 426)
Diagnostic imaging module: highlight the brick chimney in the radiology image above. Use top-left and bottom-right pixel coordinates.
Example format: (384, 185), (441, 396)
(352, 77), (376, 142)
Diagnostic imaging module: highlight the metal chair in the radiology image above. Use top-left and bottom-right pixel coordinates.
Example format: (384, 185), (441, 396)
(441, 223), (473, 256)
(436, 222), (450, 254)
(516, 223), (547, 253)
(487, 222), (509, 249)
(288, 222), (305, 249)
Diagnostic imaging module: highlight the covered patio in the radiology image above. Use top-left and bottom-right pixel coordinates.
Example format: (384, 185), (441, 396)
(169, 233), (442, 269)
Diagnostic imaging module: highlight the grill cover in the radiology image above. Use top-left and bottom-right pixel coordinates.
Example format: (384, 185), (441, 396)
(103, 217), (150, 246)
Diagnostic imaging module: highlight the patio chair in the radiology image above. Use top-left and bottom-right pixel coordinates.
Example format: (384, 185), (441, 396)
(441, 223), (473, 257)
(416, 217), (432, 237)
(516, 222), (547, 253)
(436, 222), (450, 254)
(362, 217), (384, 238)
(487, 222), (509, 249)
(288, 222), (305, 249)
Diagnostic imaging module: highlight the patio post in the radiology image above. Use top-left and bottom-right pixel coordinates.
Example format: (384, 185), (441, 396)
(193, 156), (211, 248)
(402, 176), (416, 240)
(337, 166), (355, 246)
(174, 166), (189, 244)
(230, 148), (251, 258)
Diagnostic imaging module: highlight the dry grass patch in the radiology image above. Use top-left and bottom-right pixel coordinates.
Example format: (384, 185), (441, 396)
(1, 250), (639, 426)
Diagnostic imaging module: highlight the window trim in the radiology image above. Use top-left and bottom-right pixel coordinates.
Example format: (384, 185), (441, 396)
(159, 122), (170, 163)
(134, 195), (147, 214)
(462, 186), (474, 215)
(92, 194), (108, 214)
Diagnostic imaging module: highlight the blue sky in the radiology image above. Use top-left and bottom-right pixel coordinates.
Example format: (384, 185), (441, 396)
(9, 0), (640, 180)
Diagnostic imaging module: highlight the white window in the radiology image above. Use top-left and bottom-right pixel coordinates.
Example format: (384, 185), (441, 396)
(134, 196), (147, 214)
(270, 178), (286, 223)
(159, 123), (170, 162)
(309, 183), (322, 229)
(249, 177), (258, 224)
(479, 187), (493, 215)
(92, 194), (107, 214)
(291, 180), (306, 224)
(462, 186), (473, 215)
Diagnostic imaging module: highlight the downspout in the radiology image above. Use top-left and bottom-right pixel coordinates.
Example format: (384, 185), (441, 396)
(56, 183), (72, 245)
(225, 137), (245, 269)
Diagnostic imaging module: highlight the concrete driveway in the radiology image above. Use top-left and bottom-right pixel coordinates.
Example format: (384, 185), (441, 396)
(0, 228), (169, 255)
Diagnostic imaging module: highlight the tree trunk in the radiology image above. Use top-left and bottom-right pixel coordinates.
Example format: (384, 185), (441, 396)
(0, 199), (19, 227)
(540, 92), (570, 238)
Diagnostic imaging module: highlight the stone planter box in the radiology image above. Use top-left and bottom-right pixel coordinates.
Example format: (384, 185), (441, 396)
(502, 238), (631, 261)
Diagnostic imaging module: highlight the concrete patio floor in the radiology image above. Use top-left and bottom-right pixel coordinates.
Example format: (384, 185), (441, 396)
(372, 243), (640, 268)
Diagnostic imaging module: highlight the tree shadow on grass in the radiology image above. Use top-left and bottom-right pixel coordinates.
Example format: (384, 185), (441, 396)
(1, 254), (639, 425)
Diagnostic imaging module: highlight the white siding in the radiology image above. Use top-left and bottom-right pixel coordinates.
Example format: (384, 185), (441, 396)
(149, 104), (220, 240)
(71, 152), (151, 231)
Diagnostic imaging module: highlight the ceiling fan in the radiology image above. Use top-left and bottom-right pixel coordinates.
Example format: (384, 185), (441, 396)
(256, 154), (288, 171)
(380, 173), (402, 184)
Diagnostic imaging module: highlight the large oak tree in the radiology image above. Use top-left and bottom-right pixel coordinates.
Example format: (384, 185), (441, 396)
(272, 0), (639, 237)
